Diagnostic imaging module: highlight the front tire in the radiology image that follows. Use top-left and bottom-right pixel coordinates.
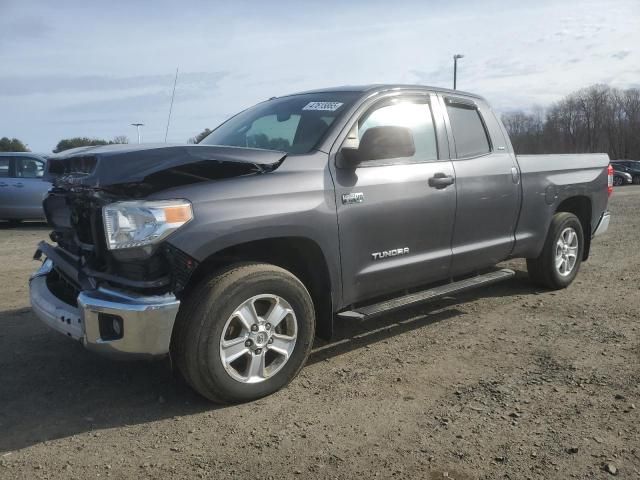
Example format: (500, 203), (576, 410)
(613, 176), (623, 186)
(527, 212), (584, 290)
(633, 175), (640, 185)
(172, 263), (315, 404)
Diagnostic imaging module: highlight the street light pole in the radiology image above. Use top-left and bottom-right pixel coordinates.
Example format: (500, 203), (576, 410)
(131, 123), (144, 144)
(453, 54), (464, 90)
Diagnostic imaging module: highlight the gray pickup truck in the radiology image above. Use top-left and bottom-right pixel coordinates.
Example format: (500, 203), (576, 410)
(30, 85), (612, 403)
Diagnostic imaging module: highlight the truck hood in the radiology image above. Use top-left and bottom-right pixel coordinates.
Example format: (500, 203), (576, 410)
(47, 143), (286, 194)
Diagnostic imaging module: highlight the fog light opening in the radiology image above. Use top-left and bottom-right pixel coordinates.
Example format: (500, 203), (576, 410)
(98, 313), (124, 341)
(112, 318), (122, 336)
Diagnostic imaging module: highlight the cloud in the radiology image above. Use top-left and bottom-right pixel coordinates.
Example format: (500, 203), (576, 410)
(1, 0), (638, 151)
(482, 59), (541, 79)
(0, 16), (53, 48)
(611, 50), (631, 60)
(56, 89), (205, 118)
(0, 72), (226, 96)
(409, 66), (451, 85)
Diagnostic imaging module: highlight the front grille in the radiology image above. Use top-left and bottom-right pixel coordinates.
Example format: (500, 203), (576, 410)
(112, 254), (169, 281)
(164, 244), (198, 294)
(46, 268), (80, 307)
(48, 156), (97, 176)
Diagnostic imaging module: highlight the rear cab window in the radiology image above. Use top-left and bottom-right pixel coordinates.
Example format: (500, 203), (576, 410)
(445, 98), (491, 158)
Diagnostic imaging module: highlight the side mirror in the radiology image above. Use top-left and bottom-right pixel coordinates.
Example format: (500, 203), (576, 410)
(337, 126), (415, 168)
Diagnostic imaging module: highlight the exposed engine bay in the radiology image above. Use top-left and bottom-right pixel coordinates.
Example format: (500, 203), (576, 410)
(38, 144), (286, 304)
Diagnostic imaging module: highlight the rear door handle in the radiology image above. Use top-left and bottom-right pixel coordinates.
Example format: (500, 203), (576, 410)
(428, 173), (455, 189)
(0, 182), (8, 187)
(13, 182), (24, 188)
(511, 167), (520, 184)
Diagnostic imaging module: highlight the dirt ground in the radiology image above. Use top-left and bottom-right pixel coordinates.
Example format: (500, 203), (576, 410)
(1, 187), (638, 480)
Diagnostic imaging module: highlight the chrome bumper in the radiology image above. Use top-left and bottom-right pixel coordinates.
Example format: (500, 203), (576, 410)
(29, 260), (180, 359)
(593, 211), (610, 238)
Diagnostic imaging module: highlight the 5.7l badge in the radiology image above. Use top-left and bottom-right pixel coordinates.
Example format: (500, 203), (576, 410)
(342, 192), (364, 204)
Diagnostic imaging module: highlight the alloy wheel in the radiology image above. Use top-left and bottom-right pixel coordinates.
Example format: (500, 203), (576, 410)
(219, 294), (297, 383)
(555, 227), (579, 276)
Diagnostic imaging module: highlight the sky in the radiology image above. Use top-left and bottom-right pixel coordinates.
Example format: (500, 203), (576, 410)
(0, 0), (638, 153)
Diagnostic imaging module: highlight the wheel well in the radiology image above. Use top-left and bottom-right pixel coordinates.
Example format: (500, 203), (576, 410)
(556, 196), (592, 260)
(186, 237), (334, 340)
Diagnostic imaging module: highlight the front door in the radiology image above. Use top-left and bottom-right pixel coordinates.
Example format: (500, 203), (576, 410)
(12, 156), (49, 219)
(333, 95), (457, 305)
(0, 157), (13, 219)
(440, 96), (521, 276)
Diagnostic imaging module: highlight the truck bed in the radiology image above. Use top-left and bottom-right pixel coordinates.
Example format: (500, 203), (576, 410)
(512, 153), (610, 259)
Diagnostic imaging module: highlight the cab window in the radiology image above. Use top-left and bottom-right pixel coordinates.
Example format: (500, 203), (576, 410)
(357, 99), (438, 163)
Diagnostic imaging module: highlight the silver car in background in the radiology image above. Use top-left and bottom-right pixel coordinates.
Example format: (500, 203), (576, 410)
(0, 152), (51, 224)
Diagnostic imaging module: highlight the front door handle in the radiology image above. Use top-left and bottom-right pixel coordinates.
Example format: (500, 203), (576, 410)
(428, 173), (455, 189)
(13, 182), (24, 188)
(0, 182), (8, 187)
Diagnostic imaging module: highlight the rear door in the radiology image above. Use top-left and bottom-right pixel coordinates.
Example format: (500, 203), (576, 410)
(439, 95), (521, 276)
(332, 93), (457, 305)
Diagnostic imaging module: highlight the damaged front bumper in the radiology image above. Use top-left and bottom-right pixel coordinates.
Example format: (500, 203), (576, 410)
(29, 259), (180, 359)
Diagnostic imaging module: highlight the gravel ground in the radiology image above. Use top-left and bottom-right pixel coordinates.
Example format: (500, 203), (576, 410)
(1, 187), (639, 480)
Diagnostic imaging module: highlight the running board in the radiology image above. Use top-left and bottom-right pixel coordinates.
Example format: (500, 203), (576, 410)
(337, 268), (515, 320)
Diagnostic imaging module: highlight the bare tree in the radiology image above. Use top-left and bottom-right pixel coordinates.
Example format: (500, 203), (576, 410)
(502, 84), (640, 160)
(188, 128), (212, 144)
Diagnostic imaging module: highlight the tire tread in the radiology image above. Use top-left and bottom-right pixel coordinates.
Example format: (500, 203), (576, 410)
(171, 262), (314, 404)
(527, 212), (583, 290)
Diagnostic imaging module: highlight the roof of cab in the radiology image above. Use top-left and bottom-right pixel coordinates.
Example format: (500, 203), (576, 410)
(287, 84), (484, 100)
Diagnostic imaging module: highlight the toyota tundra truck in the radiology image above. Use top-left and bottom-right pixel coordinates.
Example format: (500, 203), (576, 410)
(29, 85), (612, 403)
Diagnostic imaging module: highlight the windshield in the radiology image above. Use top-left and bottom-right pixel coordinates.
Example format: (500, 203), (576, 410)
(200, 92), (360, 154)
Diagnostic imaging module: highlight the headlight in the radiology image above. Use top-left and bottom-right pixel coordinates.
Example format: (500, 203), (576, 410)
(102, 200), (193, 250)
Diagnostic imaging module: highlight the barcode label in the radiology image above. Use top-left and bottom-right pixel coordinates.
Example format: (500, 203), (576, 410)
(302, 101), (344, 111)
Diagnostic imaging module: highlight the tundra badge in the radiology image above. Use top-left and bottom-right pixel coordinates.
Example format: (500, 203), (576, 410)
(371, 247), (410, 260)
(342, 192), (364, 204)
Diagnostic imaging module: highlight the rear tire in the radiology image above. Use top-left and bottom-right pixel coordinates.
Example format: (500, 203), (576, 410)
(527, 212), (584, 290)
(171, 263), (315, 404)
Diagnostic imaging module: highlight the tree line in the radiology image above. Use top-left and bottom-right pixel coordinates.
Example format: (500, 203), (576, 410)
(0, 136), (129, 153)
(52, 136), (129, 153)
(502, 84), (640, 159)
(188, 128), (212, 144)
(0, 137), (30, 152)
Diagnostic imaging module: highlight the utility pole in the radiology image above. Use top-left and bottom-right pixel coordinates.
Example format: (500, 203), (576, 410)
(131, 123), (144, 144)
(453, 54), (464, 90)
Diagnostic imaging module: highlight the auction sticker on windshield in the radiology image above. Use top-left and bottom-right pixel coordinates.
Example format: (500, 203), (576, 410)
(302, 101), (344, 111)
